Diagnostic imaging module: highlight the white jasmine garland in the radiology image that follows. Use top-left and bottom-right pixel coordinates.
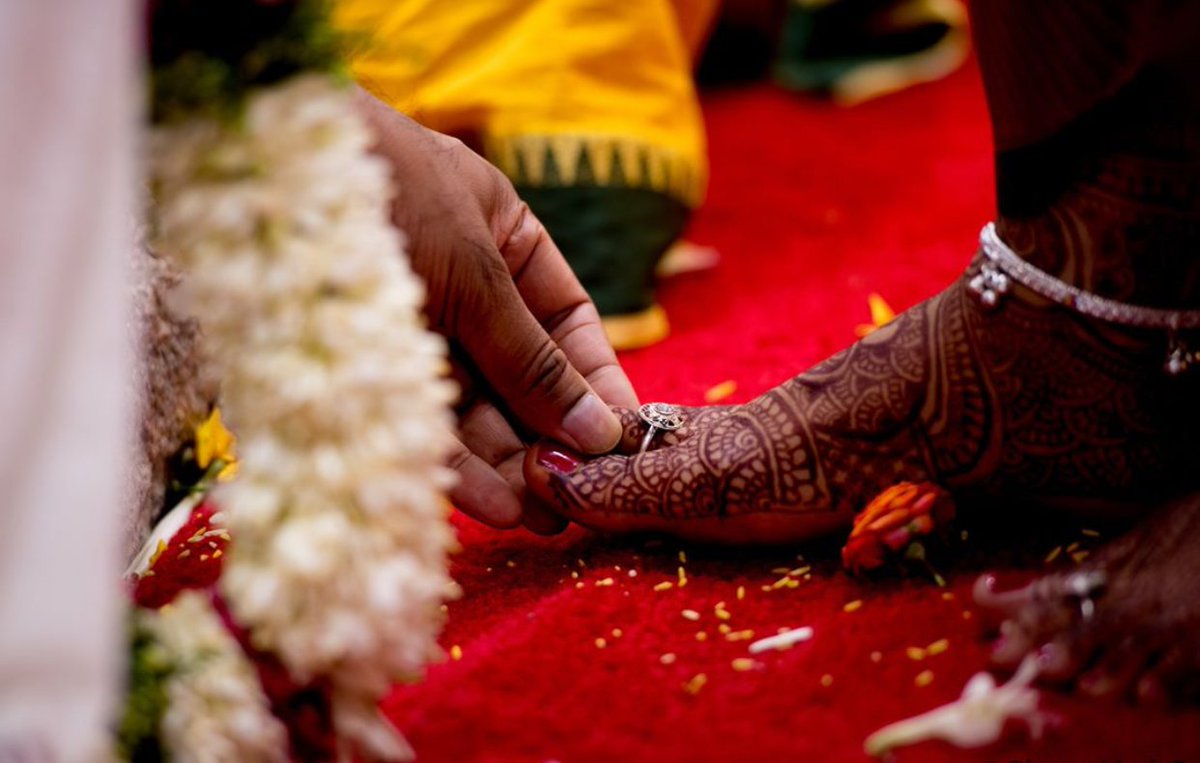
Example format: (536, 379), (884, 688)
(145, 591), (288, 763)
(863, 655), (1047, 756)
(149, 75), (459, 761)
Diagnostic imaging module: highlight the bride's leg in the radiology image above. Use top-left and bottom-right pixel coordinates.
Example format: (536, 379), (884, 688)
(525, 3), (1200, 542)
(527, 1), (1200, 703)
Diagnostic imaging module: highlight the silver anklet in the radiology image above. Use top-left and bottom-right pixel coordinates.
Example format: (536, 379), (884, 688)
(970, 222), (1200, 375)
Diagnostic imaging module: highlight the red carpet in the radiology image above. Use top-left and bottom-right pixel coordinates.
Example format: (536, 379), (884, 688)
(380, 61), (1200, 763)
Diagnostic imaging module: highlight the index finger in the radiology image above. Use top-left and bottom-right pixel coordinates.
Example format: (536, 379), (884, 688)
(499, 203), (639, 410)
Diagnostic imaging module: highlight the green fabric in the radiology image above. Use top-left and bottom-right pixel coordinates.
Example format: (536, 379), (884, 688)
(517, 186), (690, 316)
(774, 0), (953, 93)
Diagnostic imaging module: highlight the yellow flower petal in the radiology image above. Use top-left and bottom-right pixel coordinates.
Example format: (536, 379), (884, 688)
(195, 407), (238, 475)
(868, 292), (896, 327)
(854, 292), (898, 337)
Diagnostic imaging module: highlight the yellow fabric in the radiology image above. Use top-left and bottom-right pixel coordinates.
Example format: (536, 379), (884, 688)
(333, 0), (714, 206)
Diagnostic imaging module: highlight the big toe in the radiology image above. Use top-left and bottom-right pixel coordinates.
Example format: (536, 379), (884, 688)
(524, 439), (719, 536)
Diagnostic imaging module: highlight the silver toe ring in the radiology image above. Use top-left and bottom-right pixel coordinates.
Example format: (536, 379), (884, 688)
(638, 403), (684, 454)
(1064, 570), (1107, 622)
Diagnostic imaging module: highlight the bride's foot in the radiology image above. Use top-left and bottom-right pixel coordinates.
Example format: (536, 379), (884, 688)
(525, 238), (1200, 542)
(976, 492), (1200, 705)
(522, 0), (1200, 543)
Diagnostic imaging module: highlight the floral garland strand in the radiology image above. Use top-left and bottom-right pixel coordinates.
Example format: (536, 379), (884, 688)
(148, 73), (458, 760)
(143, 592), (290, 763)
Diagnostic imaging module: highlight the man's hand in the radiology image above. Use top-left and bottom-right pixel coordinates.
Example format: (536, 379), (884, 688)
(354, 89), (638, 532)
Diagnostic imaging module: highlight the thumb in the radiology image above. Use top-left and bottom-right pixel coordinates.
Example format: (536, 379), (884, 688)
(455, 260), (622, 454)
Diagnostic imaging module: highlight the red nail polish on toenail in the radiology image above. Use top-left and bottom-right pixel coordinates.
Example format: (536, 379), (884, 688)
(1036, 643), (1064, 672)
(537, 447), (582, 476)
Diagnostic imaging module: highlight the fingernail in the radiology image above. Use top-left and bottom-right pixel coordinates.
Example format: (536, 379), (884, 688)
(561, 393), (621, 454)
(536, 446), (582, 476)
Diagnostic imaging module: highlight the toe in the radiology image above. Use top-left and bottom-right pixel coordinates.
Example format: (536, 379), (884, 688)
(525, 438), (722, 536)
(1135, 645), (1192, 706)
(1032, 638), (1074, 680)
(1076, 639), (1149, 700)
(524, 438), (850, 543)
(989, 618), (1037, 667)
(610, 405), (729, 455)
(980, 570), (1107, 677)
(974, 572), (1038, 619)
(524, 442), (585, 499)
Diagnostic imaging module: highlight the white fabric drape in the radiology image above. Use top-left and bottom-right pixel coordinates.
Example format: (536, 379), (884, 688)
(0, 1), (137, 759)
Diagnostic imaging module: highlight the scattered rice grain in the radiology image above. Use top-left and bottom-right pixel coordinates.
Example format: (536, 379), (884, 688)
(748, 626), (813, 654)
(704, 380), (737, 403)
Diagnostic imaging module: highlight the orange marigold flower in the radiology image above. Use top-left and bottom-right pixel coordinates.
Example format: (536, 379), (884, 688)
(842, 482), (954, 574)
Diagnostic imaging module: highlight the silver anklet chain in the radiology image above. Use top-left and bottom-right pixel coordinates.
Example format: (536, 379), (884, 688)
(970, 222), (1200, 375)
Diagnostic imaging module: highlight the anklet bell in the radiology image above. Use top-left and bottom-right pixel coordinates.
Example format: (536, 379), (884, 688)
(975, 223), (1200, 376)
(967, 261), (1010, 309)
(1165, 333), (1199, 376)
